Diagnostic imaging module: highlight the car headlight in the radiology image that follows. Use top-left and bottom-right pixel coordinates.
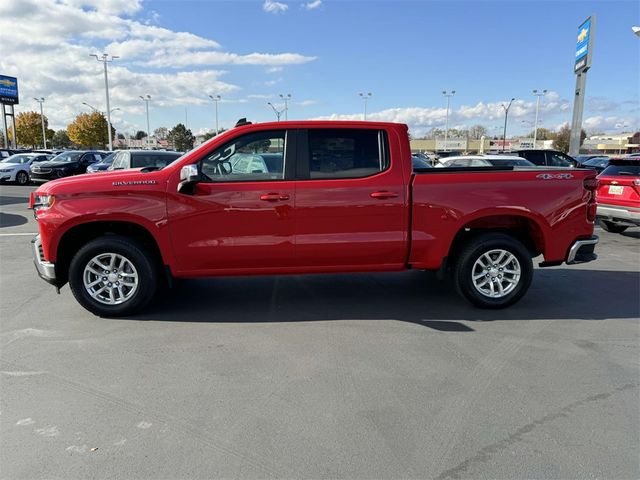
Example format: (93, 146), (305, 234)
(31, 193), (55, 210)
(0, 169), (12, 173)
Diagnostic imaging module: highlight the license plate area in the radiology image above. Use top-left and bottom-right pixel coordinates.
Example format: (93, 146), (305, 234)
(608, 185), (624, 195)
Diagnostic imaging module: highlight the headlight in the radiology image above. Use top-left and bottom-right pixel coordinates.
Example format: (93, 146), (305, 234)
(32, 194), (55, 210)
(0, 169), (12, 173)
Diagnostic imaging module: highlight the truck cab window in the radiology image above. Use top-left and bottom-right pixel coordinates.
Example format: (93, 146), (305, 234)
(201, 130), (286, 182)
(307, 129), (388, 179)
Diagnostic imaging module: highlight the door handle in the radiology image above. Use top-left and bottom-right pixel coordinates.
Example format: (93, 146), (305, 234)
(370, 191), (398, 199)
(260, 193), (290, 201)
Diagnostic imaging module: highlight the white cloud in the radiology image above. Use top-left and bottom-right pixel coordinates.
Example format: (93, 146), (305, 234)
(0, 0), (315, 129)
(297, 100), (318, 107)
(266, 66), (284, 73)
(263, 0), (288, 14)
(303, 0), (322, 10)
(583, 116), (638, 132)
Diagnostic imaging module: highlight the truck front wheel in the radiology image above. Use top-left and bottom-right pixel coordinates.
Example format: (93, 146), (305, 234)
(453, 233), (533, 309)
(69, 236), (158, 316)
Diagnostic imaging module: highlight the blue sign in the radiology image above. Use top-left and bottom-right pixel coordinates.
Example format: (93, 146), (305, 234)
(0, 75), (19, 105)
(574, 17), (592, 72)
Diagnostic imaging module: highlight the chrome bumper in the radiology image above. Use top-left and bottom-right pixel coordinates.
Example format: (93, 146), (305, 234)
(31, 235), (57, 285)
(566, 235), (598, 265)
(596, 204), (640, 227)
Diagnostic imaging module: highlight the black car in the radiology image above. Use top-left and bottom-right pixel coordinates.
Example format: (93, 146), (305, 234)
(86, 151), (117, 173)
(29, 150), (107, 183)
(575, 154), (609, 166)
(582, 157), (610, 173)
(513, 149), (578, 168)
(108, 150), (182, 171)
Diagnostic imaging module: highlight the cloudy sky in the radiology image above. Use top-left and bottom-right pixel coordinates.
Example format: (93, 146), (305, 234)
(1, 0), (638, 138)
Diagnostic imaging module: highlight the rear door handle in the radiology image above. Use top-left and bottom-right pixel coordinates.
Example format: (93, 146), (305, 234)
(370, 191), (398, 199)
(260, 193), (290, 202)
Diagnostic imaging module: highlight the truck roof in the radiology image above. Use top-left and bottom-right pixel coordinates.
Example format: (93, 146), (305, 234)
(233, 120), (409, 130)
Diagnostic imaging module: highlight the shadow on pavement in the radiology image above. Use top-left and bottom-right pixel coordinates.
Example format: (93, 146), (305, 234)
(0, 195), (29, 206)
(0, 212), (28, 228)
(621, 230), (640, 239)
(126, 268), (640, 326)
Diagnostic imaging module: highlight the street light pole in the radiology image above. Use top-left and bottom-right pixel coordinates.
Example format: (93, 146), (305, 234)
(267, 102), (284, 121)
(617, 124), (629, 154)
(90, 53), (119, 151)
(34, 97), (46, 149)
(358, 92), (372, 121)
(139, 95), (151, 148)
(532, 89), (547, 148)
(279, 94), (291, 121)
(209, 94), (221, 134)
(501, 98), (515, 152)
(442, 90), (455, 151)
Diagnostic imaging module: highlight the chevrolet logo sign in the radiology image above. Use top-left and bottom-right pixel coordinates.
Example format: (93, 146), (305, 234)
(577, 28), (588, 43)
(0, 79), (16, 87)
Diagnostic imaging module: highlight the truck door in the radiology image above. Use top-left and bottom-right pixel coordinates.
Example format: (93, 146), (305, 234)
(293, 127), (407, 269)
(167, 129), (296, 274)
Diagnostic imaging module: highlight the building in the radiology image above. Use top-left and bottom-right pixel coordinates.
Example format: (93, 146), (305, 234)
(581, 132), (639, 155)
(410, 137), (554, 154)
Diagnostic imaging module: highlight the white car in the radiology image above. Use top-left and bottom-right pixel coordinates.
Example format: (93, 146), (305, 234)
(0, 153), (53, 185)
(434, 154), (536, 168)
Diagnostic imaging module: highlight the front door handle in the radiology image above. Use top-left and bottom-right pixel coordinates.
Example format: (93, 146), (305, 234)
(260, 193), (290, 202)
(370, 191), (398, 199)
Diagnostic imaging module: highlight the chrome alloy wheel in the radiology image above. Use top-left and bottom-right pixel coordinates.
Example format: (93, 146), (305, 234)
(471, 249), (521, 298)
(83, 253), (139, 305)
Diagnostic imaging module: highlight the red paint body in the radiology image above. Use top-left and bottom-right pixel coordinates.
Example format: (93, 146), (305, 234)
(31, 121), (597, 279)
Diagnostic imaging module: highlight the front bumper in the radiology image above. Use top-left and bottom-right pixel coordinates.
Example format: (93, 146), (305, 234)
(566, 235), (598, 265)
(31, 235), (57, 285)
(596, 204), (640, 227)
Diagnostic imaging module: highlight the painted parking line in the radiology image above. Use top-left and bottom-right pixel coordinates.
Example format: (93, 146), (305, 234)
(0, 233), (38, 236)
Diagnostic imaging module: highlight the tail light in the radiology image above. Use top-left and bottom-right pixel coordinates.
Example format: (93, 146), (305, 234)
(583, 177), (598, 222)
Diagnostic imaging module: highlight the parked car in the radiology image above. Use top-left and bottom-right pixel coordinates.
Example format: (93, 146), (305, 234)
(435, 155), (535, 168)
(595, 158), (640, 233)
(411, 154), (432, 169)
(581, 157), (610, 173)
(29, 120), (599, 316)
(0, 153), (53, 185)
(575, 154), (609, 166)
(108, 150), (182, 171)
(86, 151), (117, 173)
(514, 149), (578, 168)
(29, 150), (107, 182)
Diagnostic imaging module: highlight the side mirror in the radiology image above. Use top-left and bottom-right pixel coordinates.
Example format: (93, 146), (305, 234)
(178, 164), (201, 194)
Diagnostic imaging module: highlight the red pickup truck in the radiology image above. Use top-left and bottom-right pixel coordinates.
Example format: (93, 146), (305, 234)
(30, 120), (599, 316)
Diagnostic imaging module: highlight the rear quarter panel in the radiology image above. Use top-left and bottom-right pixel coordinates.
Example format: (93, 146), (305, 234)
(410, 169), (596, 269)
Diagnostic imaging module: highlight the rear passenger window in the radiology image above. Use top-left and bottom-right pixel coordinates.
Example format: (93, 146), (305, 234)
(307, 129), (388, 179)
(547, 152), (572, 167)
(523, 151), (546, 165)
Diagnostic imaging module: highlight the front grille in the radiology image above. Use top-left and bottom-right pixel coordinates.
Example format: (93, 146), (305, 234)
(33, 167), (52, 174)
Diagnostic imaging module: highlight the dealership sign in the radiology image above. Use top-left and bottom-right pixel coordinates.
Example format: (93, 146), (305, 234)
(574, 17), (593, 73)
(436, 139), (467, 150)
(0, 75), (19, 105)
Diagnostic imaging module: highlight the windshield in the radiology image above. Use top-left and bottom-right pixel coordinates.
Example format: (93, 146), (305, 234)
(601, 163), (640, 176)
(1, 154), (35, 164)
(52, 151), (83, 162)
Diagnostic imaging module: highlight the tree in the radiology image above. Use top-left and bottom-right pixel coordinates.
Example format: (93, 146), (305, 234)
(51, 130), (73, 149)
(530, 127), (556, 141)
(135, 130), (148, 140)
(554, 125), (586, 153)
(9, 111), (48, 148)
(167, 123), (195, 151)
(153, 127), (168, 140)
(67, 111), (114, 148)
(117, 133), (126, 140)
(469, 125), (488, 139)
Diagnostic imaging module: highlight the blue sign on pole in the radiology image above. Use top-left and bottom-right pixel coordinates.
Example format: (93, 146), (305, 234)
(0, 75), (19, 105)
(574, 17), (593, 73)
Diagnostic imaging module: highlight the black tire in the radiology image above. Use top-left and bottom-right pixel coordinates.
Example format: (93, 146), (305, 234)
(453, 232), (533, 309)
(68, 236), (158, 317)
(15, 171), (29, 185)
(600, 221), (628, 234)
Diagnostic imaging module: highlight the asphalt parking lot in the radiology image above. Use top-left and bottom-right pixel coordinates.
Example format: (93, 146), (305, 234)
(1, 184), (639, 479)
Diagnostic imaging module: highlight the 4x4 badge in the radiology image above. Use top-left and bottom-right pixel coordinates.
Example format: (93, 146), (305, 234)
(536, 173), (574, 180)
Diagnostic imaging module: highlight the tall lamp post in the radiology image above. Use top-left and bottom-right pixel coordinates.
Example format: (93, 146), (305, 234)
(33, 97), (46, 149)
(616, 124), (629, 154)
(359, 92), (372, 121)
(501, 98), (516, 152)
(267, 102), (285, 121)
(532, 89), (547, 148)
(90, 53), (118, 151)
(442, 90), (455, 151)
(279, 94), (292, 120)
(209, 94), (221, 134)
(139, 95), (151, 148)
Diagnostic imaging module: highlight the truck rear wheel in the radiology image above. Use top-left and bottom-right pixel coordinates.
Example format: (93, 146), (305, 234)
(69, 236), (158, 316)
(453, 233), (533, 309)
